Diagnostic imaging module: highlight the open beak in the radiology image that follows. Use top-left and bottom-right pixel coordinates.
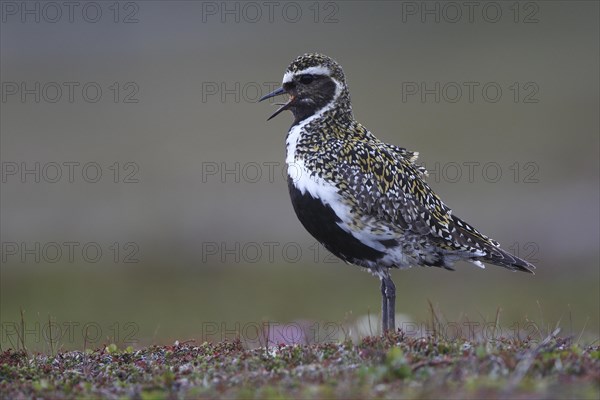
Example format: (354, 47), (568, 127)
(259, 87), (294, 121)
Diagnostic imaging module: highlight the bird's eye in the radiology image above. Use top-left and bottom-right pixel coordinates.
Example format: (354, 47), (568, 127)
(299, 74), (315, 84)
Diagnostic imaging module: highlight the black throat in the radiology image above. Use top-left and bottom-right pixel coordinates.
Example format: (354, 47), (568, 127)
(287, 78), (338, 126)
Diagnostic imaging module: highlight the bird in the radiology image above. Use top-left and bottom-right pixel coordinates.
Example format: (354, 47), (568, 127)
(259, 53), (535, 333)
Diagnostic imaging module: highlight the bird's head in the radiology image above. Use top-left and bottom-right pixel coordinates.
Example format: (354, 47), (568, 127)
(260, 53), (351, 124)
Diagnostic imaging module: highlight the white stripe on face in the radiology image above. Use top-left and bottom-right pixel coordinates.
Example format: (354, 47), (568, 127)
(282, 65), (332, 84)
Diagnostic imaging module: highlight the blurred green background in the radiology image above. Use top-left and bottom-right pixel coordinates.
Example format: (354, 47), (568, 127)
(1, 1), (598, 352)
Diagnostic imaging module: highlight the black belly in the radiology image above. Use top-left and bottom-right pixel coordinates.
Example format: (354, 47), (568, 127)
(287, 177), (385, 265)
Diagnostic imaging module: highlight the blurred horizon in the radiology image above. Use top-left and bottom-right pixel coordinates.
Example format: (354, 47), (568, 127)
(1, 1), (598, 351)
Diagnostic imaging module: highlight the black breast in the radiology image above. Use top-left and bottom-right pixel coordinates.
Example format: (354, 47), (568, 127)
(287, 177), (385, 265)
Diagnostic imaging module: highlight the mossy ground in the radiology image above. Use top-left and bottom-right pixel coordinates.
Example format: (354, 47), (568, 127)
(1, 331), (598, 399)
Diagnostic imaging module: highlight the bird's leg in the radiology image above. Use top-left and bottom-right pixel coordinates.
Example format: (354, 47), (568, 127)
(380, 278), (388, 333)
(380, 272), (396, 333)
(384, 275), (396, 332)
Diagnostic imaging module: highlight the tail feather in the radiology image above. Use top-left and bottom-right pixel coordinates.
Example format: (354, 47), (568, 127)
(449, 216), (536, 274)
(482, 245), (536, 274)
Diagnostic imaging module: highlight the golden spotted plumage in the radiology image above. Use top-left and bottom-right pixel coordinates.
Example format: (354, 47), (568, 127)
(277, 53), (534, 272)
(261, 53), (535, 333)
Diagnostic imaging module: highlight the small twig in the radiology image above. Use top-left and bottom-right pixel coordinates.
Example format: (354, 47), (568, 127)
(493, 307), (502, 342)
(48, 314), (54, 357)
(19, 308), (27, 355)
(576, 316), (590, 345)
(264, 321), (270, 358)
(412, 357), (453, 371)
(464, 315), (474, 341)
(83, 325), (90, 375)
(339, 317), (350, 343)
(568, 304), (573, 339)
(83, 324), (89, 354)
(427, 299), (439, 339)
(476, 310), (489, 341)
